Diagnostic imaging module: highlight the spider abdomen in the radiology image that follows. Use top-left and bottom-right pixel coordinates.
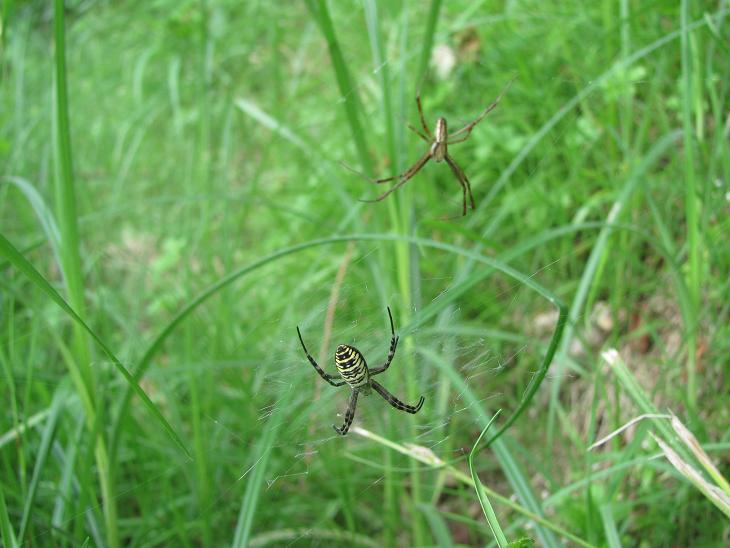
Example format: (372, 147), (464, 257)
(335, 345), (369, 387)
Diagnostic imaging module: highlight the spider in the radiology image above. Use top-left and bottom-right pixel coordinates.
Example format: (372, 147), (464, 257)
(296, 307), (425, 435)
(352, 78), (515, 216)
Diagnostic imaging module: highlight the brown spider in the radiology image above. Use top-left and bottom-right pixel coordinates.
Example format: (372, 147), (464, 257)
(352, 78), (515, 216)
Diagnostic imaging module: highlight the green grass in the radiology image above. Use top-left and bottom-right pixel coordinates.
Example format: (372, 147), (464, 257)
(2, 0), (729, 546)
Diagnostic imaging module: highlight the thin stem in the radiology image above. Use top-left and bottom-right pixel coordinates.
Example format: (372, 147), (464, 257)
(680, 0), (700, 412)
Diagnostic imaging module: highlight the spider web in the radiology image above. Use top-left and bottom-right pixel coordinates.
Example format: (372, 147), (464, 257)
(192, 242), (575, 526)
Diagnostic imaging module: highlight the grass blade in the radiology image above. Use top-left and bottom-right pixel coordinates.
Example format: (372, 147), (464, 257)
(232, 386), (291, 547)
(418, 503), (454, 548)
(0, 408), (51, 450)
(651, 433), (730, 519)
(51, 421), (85, 536)
(304, 0), (370, 170)
(600, 349), (693, 464)
(415, 0), (443, 85)
(680, 0), (700, 411)
(669, 414), (730, 494)
(469, 411), (508, 547)
(599, 504), (621, 548)
(52, 3), (119, 545)
(52, 0), (85, 314)
(0, 486), (19, 548)
(51, 0), (94, 428)
(17, 387), (64, 542)
(362, 0), (395, 161)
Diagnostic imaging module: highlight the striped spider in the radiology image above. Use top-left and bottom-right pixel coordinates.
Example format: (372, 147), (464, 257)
(353, 78), (515, 216)
(297, 307), (425, 435)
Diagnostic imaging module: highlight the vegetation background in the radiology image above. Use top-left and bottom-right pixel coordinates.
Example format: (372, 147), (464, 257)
(1, 0), (729, 546)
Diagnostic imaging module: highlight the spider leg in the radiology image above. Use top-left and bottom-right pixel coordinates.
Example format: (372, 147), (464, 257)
(446, 133), (472, 145)
(297, 327), (347, 387)
(370, 306), (399, 376)
(445, 154), (476, 216)
(340, 162), (400, 185)
(359, 151), (432, 203)
(372, 149), (432, 185)
(407, 122), (430, 142)
(342, 152), (429, 186)
(340, 161), (379, 183)
(333, 389), (360, 435)
(447, 76), (517, 142)
(416, 93), (432, 138)
(371, 380), (424, 414)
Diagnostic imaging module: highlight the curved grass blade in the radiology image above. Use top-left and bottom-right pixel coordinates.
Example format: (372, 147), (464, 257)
(469, 410), (508, 547)
(110, 233), (566, 466)
(0, 232), (191, 459)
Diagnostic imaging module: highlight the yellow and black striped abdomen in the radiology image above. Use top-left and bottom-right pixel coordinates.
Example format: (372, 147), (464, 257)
(335, 345), (369, 387)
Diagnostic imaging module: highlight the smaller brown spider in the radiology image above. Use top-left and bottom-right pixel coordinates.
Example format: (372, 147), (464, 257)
(350, 78), (515, 216)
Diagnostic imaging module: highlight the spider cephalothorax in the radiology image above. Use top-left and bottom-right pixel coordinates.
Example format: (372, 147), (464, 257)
(349, 78), (515, 216)
(297, 307), (425, 435)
